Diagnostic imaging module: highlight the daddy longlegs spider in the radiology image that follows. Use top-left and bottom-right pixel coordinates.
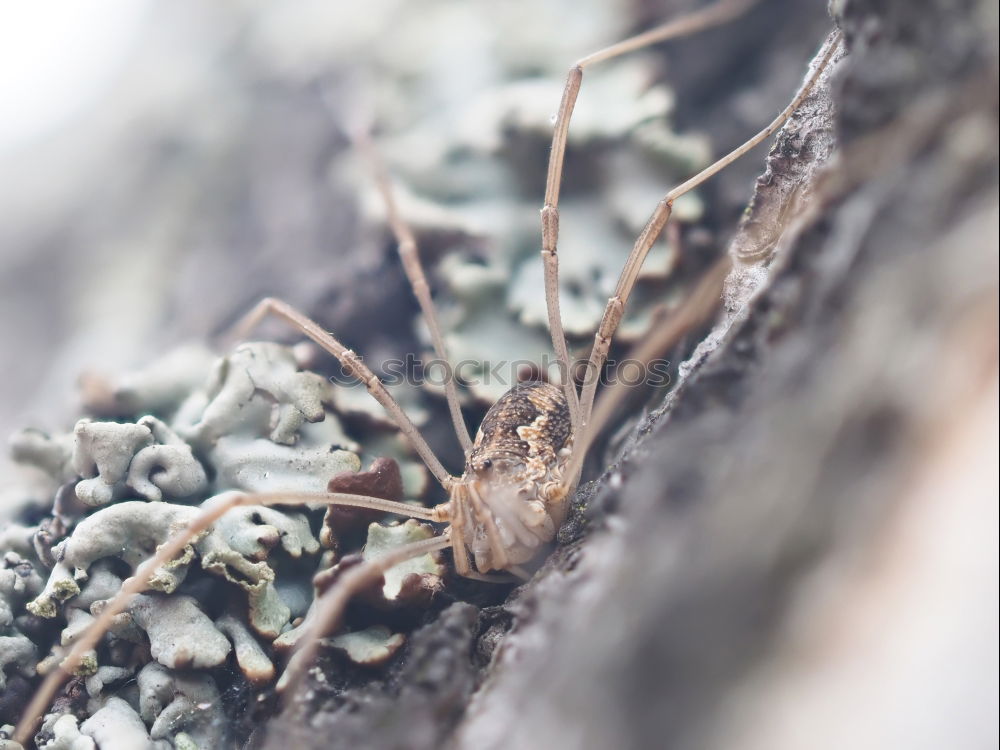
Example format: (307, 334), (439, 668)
(15, 0), (842, 742)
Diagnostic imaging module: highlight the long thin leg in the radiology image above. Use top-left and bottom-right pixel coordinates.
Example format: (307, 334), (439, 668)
(227, 297), (456, 488)
(357, 133), (474, 453)
(449, 493), (472, 577)
(576, 30), (844, 425)
(565, 256), (732, 487)
(541, 0), (759, 434)
(12, 490), (444, 746)
(276, 531), (453, 698)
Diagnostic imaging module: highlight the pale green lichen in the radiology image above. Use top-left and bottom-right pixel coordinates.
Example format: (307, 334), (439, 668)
(83, 665), (132, 699)
(8, 429), (77, 485)
(245, 582), (291, 639)
(60, 608), (96, 647)
(215, 614), (275, 685)
(78, 343), (218, 419)
(0, 633), (36, 691)
(26, 563), (80, 619)
(363, 519), (446, 601)
(329, 380), (430, 430)
(270, 517), (444, 660)
(71, 651), (99, 677)
(0, 0), (707, 742)
(211, 504), (319, 560)
(54, 502), (202, 595)
(207, 434), (360, 494)
(72, 420), (155, 506)
(129, 594), (231, 670)
(179, 342), (333, 447)
(79, 697), (162, 750)
(138, 663), (225, 748)
(0, 550), (45, 647)
(0, 726), (23, 750)
(70, 564), (122, 610)
(337, 17), (712, 407)
(37, 714), (95, 750)
(4, 341), (400, 739)
(326, 625), (406, 667)
(125, 419), (207, 501)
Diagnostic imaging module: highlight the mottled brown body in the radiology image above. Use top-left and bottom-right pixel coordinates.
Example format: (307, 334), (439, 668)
(469, 381), (571, 474)
(444, 382), (574, 574)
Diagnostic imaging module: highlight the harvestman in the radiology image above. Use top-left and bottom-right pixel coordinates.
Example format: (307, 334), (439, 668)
(15, 0), (842, 741)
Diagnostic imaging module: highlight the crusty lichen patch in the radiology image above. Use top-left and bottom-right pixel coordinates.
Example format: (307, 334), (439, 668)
(326, 625), (406, 667)
(340, 33), (711, 405)
(363, 520), (446, 602)
(1, 342), (444, 743)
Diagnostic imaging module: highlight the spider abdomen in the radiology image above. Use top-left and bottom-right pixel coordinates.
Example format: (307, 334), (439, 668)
(469, 381), (571, 472)
(456, 381), (573, 572)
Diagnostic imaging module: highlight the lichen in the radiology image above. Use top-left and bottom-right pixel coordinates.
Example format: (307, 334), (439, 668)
(78, 345), (218, 419)
(72, 420), (155, 507)
(326, 625), (406, 667)
(138, 663), (226, 748)
(207, 435), (359, 494)
(0, 726), (23, 750)
(79, 697), (162, 750)
(1, 341), (449, 742)
(342, 31), (712, 406)
(83, 666), (132, 700)
(129, 594), (232, 670)
(363, 520), (446, 603)
(177, 342), (333, 447)
(8, 430), (76, 486)
(53, 502), (202, 595)
(0, 635), (36, 692)
(25, 564), (79, 620)
(215, 614), (275, 685)
(126, 417), (208, 502)
(37, 714), (94, 750)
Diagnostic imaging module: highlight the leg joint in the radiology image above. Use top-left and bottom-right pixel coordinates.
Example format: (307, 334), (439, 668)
(541, 204), (559, 234)
(604, 295), (624, 319)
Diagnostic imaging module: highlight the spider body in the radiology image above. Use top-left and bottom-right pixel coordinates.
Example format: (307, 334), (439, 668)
(445, 380), (572, 574)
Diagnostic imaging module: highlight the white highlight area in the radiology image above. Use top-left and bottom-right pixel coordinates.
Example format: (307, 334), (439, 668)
(0, 0), (149, 150)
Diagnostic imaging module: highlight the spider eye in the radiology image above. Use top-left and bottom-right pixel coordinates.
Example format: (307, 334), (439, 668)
(482, 459), (492, 470)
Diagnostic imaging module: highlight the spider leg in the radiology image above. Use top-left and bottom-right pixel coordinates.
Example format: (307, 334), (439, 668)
(566, 256), (732, 487)
(357, 132), (474, 454)
(13, 490), (444, 745)
(226, 296), (457, 488)
(576, 30), (845, 425)
(276, 530), (453, 698)
(541, 0), (760, 435)
(449, 494), (473, 577)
